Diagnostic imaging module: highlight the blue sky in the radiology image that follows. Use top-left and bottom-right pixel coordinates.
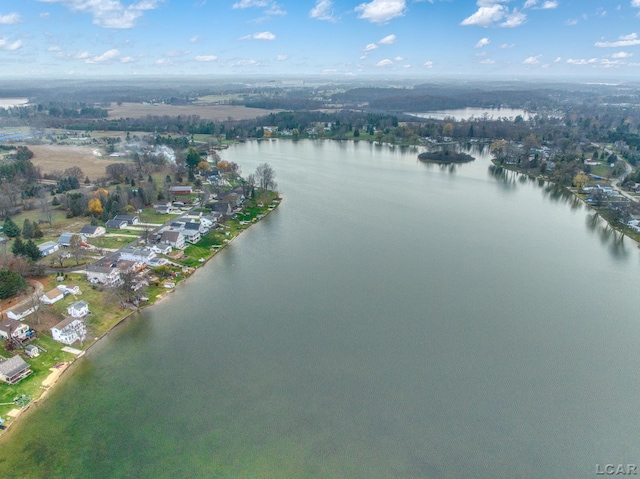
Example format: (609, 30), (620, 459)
(1, 0), (640, 78)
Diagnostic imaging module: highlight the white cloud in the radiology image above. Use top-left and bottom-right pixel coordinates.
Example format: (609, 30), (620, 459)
(277, 54), (288, 61)
(633, 0), (640, 7)
(85, 49), (120, 63)
(165, 50), (189, 57)
(565, 18), (578, 26)
(195, 55), (218, 62)
(523, 55), (541, 64)
(309, 0), (337, 22)
(461, 5), (505, 27)
(379, 34), (397, 44)
(461, 2), (526, 28)
(595, 33), (640, 47)
(567, 58), (599, 65)
(375, 58), (393, 66)
(232, 0), (269, 8)
(524, 0), (537, 7)
(0, 39), (22, 51)
(364, 43), (378, 52)
(241, 31), (276, 40)
(37, 0), (163, 29)
(612, 51), (632, 58)
(394, 56), (403, 61)
(120, 56), (134, 63)
(190, 36), (200, 43)
(479, 58), (496, 64)
(541, 1), (558, 9)
(0, 13), (21, 24)
(47, 46), (62, 52)
(475, 37), (490, 48)
(234, 59), (260, 66)
(355, 0), (406, 24)
(553, 56), (562, 62)
(423, 61), (433, 68)
(500, 43), (515, 48)
(155, 58), (172, 65)
(524, 0), (557, 9)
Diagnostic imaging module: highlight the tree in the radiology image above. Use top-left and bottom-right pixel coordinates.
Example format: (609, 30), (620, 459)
(22, 219), (35, 239)
(573, 172), (589, 191)
(3, 217), (21, 237)
(0, 269), (27, 299)
(11, 237), (25, 257)
(255, 163), (277, 191)
(24, 239), (42, 262)
(185, 147), (201, 173)
(88, 197), (103, 217)
(69, 234), (84, 265)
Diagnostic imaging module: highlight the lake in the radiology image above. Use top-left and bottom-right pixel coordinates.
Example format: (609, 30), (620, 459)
(0, 140), (638, 479)
(407, 107), (530, 121)
(0, 98), (28, 108)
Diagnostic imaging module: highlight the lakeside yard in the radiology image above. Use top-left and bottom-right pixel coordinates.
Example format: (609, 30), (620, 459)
(0, 195), (280, 433)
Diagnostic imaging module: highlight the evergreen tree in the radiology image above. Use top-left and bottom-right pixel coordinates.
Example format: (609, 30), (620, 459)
(0, 270), (27, 299)
(22, 218), (35, 239)
(11, 237), (25, 256)
(3, 217), (21, 237)
(33, 223), (43, 239)
(24, 239), (42, 261)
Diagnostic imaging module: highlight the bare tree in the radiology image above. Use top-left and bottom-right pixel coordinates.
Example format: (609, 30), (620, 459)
(69, 234), (84, 265)
(255, 163), (277, 191)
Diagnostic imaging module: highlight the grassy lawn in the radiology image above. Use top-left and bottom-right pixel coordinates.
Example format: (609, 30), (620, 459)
(86, 235), (137, 250)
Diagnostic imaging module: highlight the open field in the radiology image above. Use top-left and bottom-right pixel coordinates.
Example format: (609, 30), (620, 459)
(107, 102), (279, 120)
(27, 144), (128, 180)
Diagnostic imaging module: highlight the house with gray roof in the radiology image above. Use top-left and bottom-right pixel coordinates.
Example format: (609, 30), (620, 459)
(114, 215), (140, 225)
(38, 240), (60, 256)
(6, 303), (38, 321)
(0, 355), (32, 384)
(105, 219), (127, 230)
(119, 246), (156, 265)
(161, 230), (185, 249)
(0, 320), (30, 341)
(67, 300), (89, 319)
(86, 265), (121, 285)
(58, 232), (87, 247)
(80, 225), (106, 237)
(51, 317), (86, 345)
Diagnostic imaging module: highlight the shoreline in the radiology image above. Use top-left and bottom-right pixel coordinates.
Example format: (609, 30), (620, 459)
(0, 199), (280, 438)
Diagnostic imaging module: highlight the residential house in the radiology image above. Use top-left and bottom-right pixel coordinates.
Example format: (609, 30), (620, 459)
(86, 264), (121, 285)
(169, 185), (193, 195)
(114, 215), (140, 225)
(51, 317), (87, 345)
(151, 243), (172, 255)
(58, 232), (87, 247)
(161, 230), (186, 249)
(0, 355), (32, 384)
(0, 320), (30, 341)
(200, 215), (217, 228)
(116, 259), (145, 275)
(6, 303), (38, 321)
(119, 246), (157, 265)
(154, 203), (176, 214)
(80, 225), (106, 237)
(185, 221), (209, 235)
(181, 228), (201, 244)
(105, 219), (128, 229)
(40, 287), (65, 305)
(38, 240), (60, 256)
(67, 300), (89, 319)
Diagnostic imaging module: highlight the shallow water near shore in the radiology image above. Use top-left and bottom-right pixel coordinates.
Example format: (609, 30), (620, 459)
(1, 140), (639, 478)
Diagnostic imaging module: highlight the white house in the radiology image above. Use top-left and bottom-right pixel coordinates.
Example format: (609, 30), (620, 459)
(114, 215), (140, 225)
(57, 284), (81, 295)
(67, 300), (89, 319)
(51, 317), (86, 345)
(58, 232), (87, 247)
(180, 228), (201, 244)
(161, 230), (186, 249)
(0, 355), (32, 384)
(6, 304), (38, 321)
(119, 246), (157, 265)
(151, 243), (172, 255)
(86, 265), (121, 285)
(80, 225), (106, 237)
(40, 288), (65, 305)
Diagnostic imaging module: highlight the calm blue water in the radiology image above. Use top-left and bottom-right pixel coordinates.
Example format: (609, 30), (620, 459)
(1, 140), (639, 479)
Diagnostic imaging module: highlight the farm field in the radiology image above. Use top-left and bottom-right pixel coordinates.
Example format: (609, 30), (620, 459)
(27, 144), (128, 180)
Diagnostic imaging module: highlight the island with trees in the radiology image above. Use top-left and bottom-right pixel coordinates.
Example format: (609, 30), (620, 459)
(418, 150), (475, 164)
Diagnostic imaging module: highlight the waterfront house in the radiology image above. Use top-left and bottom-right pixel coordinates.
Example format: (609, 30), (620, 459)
(119, 246), (157, 265)
(0, 320), (30, 341)
(185, 221), (209, 235)
(6, 303), (38, 321)
(86, 265), (121, 285)
(40, 287), (65, 305)
(151, 243), (172, 255)
(105, 219), (128, 230)
(0, 355), (32, 384)
(67, 301), (89, 319)
(38, 240), (60, 256)
(51, 317), (86, 345)
(114, 215), (140, 225)
(161, 230), (186, 249)
(80, 225), (106, 237)
(180, 228), (201, 244)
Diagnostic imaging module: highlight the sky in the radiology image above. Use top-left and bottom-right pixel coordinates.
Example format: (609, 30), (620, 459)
(1, 0), (640, 79)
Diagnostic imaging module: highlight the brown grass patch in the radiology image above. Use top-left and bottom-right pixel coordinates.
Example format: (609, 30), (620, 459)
(28, 144), (125, 180)
(107, 102), (279, 121)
